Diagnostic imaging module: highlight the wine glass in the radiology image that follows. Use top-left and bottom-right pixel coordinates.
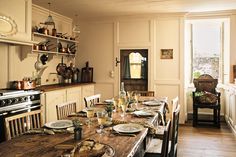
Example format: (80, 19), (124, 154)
(113, 98), (119, 112)
(120, 100), (128, 118)
(96, 110), (107, 134)
(86, 108), (94, 126)
(134, 93), (140, 109)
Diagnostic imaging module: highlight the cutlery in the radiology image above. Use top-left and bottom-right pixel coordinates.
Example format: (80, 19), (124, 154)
(111, 130), (136, 137)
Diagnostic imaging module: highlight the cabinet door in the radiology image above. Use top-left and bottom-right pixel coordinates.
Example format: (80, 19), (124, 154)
(67, 87), (82, 112)
(45, 90), (66, 122)
(0, 0), (32, 41)
(81, 85), (95, 108)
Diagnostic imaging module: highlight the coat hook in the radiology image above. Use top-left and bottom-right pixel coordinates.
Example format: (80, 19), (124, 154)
(115, 57), (120, 67)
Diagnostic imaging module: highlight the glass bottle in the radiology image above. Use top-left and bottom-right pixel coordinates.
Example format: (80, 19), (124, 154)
(119, 82), (126, 98)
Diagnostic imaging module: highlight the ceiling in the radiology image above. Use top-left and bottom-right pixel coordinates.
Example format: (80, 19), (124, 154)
(33, 0), (236, 20)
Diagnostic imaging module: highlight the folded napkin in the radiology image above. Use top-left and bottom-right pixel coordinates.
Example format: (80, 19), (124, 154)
(25, 127), (74, 135)
(68, 111), (87, 117)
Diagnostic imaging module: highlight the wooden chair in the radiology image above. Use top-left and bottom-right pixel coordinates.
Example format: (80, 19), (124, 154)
(154, 103), (180, 157)
(4, 110), (42, 141)
(84, 94), (101, 108)
(192, 74), (221, 127)
(145, 120), (171, 157)
(169, 104), (180, 157)
(136, 91), (155, 97)
(56, 101), (77, 120)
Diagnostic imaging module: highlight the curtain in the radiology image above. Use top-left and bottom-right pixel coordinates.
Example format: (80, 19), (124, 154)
(123, 56), (131, 79)
(141, 59), (147, 79)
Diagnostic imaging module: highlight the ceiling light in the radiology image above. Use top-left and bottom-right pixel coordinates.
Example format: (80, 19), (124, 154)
(73, 14), (80, 33)
(44, 2), (55, 26)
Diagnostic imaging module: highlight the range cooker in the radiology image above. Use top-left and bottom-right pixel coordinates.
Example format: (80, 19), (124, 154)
(0, 89), (41, 142)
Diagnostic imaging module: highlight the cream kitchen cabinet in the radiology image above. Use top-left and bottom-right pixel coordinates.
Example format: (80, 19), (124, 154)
(41, 84), (95, 123)
(81, 84), (95, 107)
(0, 0), (32, 44)
(44, 89), (67, 123)
(66, 87), (82, 112)
(224, 85), (236, 134)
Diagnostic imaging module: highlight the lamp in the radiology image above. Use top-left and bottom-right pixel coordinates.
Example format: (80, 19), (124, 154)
(44, 2), (55, 26)
(73, 14), (80, 33)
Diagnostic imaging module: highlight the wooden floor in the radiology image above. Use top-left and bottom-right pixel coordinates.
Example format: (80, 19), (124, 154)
(178, 122), (236, 157)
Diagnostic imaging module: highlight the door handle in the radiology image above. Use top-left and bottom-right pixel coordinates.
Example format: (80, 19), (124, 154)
(115, 57), (120, 67)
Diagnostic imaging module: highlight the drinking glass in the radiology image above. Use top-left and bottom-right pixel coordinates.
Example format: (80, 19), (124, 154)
(113, 98), (119, 112)
(121, 101), (128, 118)
(134, 93), (140, 108)
(86, 108), (94, 126)
(96, 110), (107, 134)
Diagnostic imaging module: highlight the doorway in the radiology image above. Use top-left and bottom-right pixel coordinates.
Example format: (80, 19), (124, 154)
(120, 49), (148, 91)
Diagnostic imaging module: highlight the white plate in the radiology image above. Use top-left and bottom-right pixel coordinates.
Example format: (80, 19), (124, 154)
(113, 123), (144, 133)
(142, 101), (163, 106)
(132, 110), (153, 116)
(44, 120), (73, 129)
(82, 107), (104, 113)
(104, 99), (113, 103)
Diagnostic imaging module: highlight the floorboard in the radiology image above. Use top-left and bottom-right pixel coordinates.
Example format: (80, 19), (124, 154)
(178, 122), (236, 157)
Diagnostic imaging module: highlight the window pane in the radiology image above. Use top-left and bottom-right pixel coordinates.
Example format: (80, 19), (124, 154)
(192, 21), (221, 79)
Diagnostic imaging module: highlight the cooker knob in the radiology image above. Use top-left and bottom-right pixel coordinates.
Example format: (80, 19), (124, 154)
(30, 95), (35, 101)
(14, 98), (19, 103)
(0, 100), (6, 106)
(20, 97), (27, 102)
(7, 99), (13, 105)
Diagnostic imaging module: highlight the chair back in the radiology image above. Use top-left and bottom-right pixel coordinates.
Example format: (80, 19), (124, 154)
(161, 120), (171, 157)
(4, 110), (42, 141)
(170, 105), (180, 157)
(171, 96), (179, 118)
(56, 101), (77, 120)
(136, 91), (155, 97)
(84, 94), (101, 108)
(193, 74), (218, 93)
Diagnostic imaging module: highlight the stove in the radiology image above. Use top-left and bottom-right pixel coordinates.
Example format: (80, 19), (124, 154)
(0, 89), (41, 142)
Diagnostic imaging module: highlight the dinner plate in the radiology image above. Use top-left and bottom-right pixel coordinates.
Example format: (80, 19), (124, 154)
(104, 99), (113, 103)
(142, 101), (163, 106)
(113, 123), (144, 133)
(82, 107), (104, 113)
(44, 120), (73, 129)
(132, 110), (153, 117)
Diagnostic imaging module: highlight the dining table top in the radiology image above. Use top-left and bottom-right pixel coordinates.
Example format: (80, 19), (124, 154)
(0, 97), (167, 157)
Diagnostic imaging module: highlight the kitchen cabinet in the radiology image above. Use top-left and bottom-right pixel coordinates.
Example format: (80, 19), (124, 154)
(66, 87), (82, 112)
(41, 84), (94, 123)
(32, 32), (77, 56)
(0, 0), (33, 45)
(44, 89), (67, 123)
(224, 85), (236, 134)
(81, 84), (95, 107)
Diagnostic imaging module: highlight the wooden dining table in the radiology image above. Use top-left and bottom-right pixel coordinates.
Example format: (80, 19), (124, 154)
(0, 97), (167, 157)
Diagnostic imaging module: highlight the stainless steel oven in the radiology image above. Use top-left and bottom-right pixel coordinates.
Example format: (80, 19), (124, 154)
(0, 89), (41, 142)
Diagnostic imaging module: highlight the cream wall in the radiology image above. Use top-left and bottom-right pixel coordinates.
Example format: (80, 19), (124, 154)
(78, 14), (185, 123)
(0, 5), (74, 88)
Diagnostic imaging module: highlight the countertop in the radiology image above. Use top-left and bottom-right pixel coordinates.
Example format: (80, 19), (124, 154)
(36, 82), (95, 92)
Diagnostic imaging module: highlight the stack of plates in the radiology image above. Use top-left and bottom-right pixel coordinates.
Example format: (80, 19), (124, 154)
(113, 123), (144, 133)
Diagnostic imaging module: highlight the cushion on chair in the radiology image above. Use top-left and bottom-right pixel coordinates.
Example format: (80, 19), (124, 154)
(146, 139), (162, 154)
(195, 91), (218, 104)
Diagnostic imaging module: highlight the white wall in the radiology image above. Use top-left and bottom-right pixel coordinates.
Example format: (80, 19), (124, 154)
(78, 14), (186, 123)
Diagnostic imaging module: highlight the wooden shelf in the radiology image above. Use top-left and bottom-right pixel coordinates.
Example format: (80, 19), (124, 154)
(32, 50), (75, 56)
(32, 32), (78, 43)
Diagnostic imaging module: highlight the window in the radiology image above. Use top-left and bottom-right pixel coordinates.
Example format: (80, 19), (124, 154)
(129, 52), (146, 79)
(185, 18), (230, 84)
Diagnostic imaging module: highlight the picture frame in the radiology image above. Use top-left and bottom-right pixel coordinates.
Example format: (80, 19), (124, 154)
(160, 49), (173, 59)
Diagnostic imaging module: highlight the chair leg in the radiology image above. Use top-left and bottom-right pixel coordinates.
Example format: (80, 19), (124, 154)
(218, 108), (221, 128)
(193, 107), (197, 127)
(214, 109), (217, 125)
